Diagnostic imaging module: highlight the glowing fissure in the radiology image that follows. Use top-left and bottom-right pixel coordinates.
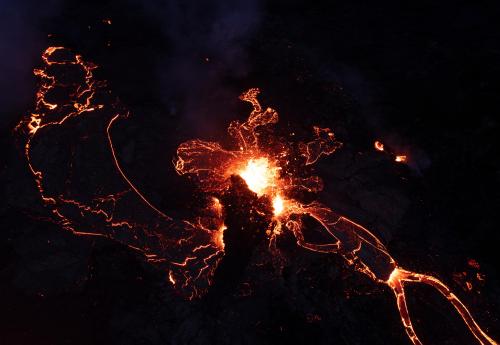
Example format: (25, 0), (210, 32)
(17, 47), (498, 345)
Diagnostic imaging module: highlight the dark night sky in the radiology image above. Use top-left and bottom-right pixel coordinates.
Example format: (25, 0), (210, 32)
(1, 1), (499, 344)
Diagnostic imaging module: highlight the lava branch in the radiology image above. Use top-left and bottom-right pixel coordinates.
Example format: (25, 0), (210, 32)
(106, 113), (172, 220)
(388, 268), (498, 345)
(290, 203), (497, 345)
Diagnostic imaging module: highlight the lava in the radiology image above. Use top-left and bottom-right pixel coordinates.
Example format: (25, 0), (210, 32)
(272, 194), (284, 216)
(17, 47), (498, 345)
(395, 154), (407, 163)
(238, 157), (279, 196)
(374, 140), (408, 163)
(15, 47), (225, 299)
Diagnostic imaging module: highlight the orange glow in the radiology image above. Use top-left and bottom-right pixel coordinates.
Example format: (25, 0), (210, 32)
(168, 271), (176, 285)
(395, 155), (407, 163)
(374, 140), (409, 165)
(16, 48), (498, 344)
(237, 158), (285, 216)
(272, 195), (284, 216)
(388, 268), (498, 345)
(213, 224), (227, 250)
(238, 157), (278, 195)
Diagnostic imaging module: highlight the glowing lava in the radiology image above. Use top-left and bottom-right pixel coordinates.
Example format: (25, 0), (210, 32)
(238, 157), (278, 195)
(374, 140), (408, 164)
(395, 155), (407, 163)
(237, 157), (285, 217)
(17, 47), (498, 345)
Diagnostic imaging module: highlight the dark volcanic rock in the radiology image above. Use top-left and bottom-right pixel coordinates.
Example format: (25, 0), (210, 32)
(1, 1), (499, 345)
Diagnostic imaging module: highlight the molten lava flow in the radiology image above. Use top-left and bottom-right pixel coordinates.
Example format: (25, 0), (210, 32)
(17, 47), (498, 344)
(238, 157), (285, 217)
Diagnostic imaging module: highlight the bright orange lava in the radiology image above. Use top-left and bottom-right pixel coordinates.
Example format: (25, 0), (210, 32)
(395, 155), (407, 163)
(272, 194), (284, 216)
(237, 157), (286, 217)
(238, 157), (278, 195)
(16, 47), (498, 345)
(374, 140), (409, 164)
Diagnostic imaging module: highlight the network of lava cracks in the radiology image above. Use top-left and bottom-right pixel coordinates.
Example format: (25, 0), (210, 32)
(15, 47), (497, 345)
